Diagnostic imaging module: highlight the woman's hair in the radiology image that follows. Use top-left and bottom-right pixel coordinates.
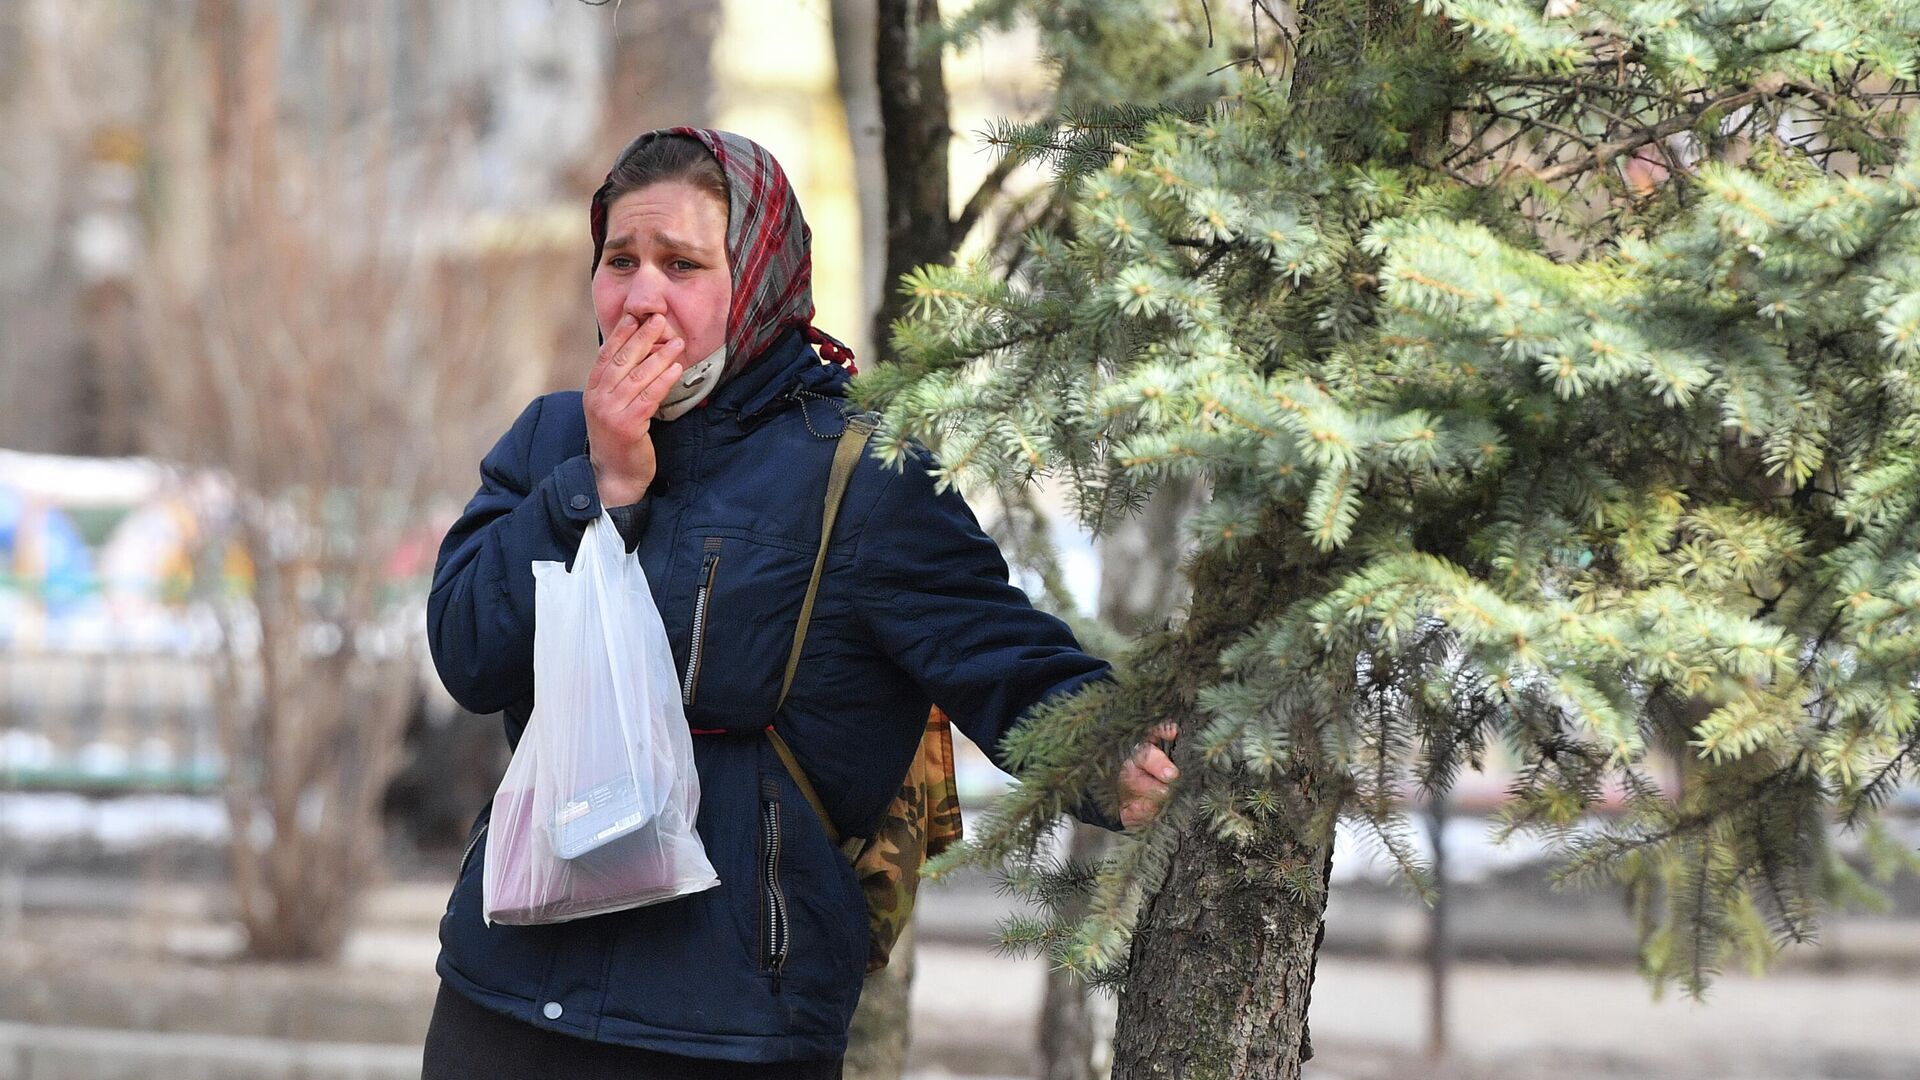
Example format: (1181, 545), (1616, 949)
(602, 134), (730, 229)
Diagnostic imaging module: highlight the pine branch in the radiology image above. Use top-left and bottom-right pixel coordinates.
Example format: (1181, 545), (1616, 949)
(1839, 732), (1919, 828)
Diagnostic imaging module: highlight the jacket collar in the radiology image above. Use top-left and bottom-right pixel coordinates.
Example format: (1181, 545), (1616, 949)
(697, 328), (853, 422)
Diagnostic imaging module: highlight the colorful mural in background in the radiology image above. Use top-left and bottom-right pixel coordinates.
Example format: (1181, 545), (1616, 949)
(0, 450), (442, 792)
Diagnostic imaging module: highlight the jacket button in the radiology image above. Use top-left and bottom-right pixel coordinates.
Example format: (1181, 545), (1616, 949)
(543, 1001), (564, 1020)
(569, 494), (591, 511)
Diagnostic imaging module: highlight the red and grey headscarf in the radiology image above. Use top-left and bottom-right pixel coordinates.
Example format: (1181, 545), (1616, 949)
(589, 127), (856, 414)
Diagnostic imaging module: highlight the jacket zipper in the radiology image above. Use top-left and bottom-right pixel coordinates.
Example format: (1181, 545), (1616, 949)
(759, 778), (791, 992)
(682, 538), (723, 705)
(459, 820), (487, 878)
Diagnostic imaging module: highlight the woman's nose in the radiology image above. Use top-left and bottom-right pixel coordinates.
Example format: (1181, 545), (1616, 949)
(621, 266), (669, 320)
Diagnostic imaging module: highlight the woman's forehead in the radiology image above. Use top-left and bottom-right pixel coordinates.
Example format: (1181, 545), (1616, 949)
(603, 184), (728, 249)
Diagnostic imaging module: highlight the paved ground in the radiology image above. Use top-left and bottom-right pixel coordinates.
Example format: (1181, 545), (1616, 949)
(6, 902), (1918, 1080)
(3, 849), (1918, 1079)
(906, 944), (1920, 1080)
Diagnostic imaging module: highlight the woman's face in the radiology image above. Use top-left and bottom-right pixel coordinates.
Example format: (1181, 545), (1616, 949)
(593, 180), (732, 367)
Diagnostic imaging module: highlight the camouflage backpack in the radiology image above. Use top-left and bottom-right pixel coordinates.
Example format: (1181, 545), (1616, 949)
(767, 416), (965, 973)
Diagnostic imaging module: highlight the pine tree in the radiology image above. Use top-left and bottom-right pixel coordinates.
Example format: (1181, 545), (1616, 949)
(854, 2), (1920, 1076)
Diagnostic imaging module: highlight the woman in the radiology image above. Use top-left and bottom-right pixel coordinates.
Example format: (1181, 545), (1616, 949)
(424, 128), (1177, 1078)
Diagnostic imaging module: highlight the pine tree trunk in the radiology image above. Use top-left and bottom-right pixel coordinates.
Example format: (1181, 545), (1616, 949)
(1108, 507), (1344, 1080)
(1093, 7), (1424, 1066)
(1110, 811), (1332, 1079)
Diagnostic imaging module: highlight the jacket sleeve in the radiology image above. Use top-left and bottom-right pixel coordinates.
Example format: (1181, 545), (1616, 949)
(427, 395), (610, 715)
(848, 445), (1120, 828)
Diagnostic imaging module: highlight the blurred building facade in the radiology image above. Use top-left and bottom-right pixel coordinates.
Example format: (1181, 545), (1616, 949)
(0, 0), (1047, 460)
(0, 0), (1050, 817)
(0, 0), (705, 458)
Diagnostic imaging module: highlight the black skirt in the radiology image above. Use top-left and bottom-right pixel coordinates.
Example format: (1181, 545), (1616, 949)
(420, 982), (843, 1080)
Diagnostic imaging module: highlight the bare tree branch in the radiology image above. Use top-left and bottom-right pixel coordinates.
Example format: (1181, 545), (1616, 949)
(953, 148), (1023, 247)
(1533, 87), (1769, 185)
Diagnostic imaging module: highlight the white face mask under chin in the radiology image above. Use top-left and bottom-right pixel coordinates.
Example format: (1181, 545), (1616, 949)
(655, 346), (727, 421)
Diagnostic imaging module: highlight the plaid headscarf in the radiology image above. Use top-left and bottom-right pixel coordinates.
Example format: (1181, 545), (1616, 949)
(589, 128), (856, 385)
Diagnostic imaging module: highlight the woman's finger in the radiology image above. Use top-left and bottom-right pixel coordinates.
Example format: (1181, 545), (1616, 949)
(607, 313), (666, 381)
(589, 313), (642, 391)
(628, 361), (685, 422)
(1121, 797), (1162, 829)
(1130, 743), (1178, 783)
(611, 338), (685, 412)
(1119, 757), (1170, 798)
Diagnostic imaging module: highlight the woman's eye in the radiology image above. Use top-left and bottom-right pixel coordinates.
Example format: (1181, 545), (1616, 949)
(671, 259), (698, 272)
(607, 256), (634, 270)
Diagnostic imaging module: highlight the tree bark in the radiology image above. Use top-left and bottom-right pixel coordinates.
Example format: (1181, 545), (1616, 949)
(1108, 505), (1344, 1080)
(830, 0), (887, 357)
(871, 0), (950, 364)
(597, 0), (716, 159)
(829, 5), (951, 1074)
(1112, 818), (1333, 1078)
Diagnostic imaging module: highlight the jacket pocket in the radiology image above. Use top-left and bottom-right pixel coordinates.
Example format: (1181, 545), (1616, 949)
(682, 537), (723, 706)
(758, 777), (792, 992)
(677, 530), (819, 733)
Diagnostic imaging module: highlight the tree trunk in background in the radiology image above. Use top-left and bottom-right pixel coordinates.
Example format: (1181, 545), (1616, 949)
(871, 0), (950, 364)
(830, 0), (886, 358)
(598, 0), (716, 158)
(1041, 477), (1206, 1079)
(140, 0), (511, 960)
(1097, 479), (1204, 640)
(1038, 821), (1107, 1080)
(0, 0), (111, 455)
(843, 923), (916, 1080)
(836, 2), (963, 1074)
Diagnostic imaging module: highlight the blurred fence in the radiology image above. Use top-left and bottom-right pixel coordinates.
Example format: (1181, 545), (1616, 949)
(0, 648), (223, 793)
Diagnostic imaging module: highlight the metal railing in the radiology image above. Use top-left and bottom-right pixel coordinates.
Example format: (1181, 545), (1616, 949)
(0, 648), (225, 792)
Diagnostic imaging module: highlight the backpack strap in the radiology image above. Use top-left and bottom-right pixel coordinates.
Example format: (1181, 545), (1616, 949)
(769, 414), (876, 862)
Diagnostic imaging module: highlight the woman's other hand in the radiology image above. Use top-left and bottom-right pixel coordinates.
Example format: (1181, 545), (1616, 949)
(585, 312), (684, 505)
(1118, 722), (1179, 829)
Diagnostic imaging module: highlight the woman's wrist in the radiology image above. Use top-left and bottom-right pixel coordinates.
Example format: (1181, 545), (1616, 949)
(591, 461), (650, 507)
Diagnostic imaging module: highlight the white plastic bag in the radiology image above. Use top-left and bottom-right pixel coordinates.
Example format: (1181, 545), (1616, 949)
(483, 512), (717, 925)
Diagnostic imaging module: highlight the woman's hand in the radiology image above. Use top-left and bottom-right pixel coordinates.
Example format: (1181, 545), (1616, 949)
(1118, 722), (1180, 829)
(586, 312), (686, 506)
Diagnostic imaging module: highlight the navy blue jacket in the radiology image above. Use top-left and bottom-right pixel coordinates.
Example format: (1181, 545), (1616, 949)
(427, 330), (1113, 1063)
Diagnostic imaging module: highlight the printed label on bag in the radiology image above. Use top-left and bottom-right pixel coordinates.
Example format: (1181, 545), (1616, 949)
(553, 775), (654, 859)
